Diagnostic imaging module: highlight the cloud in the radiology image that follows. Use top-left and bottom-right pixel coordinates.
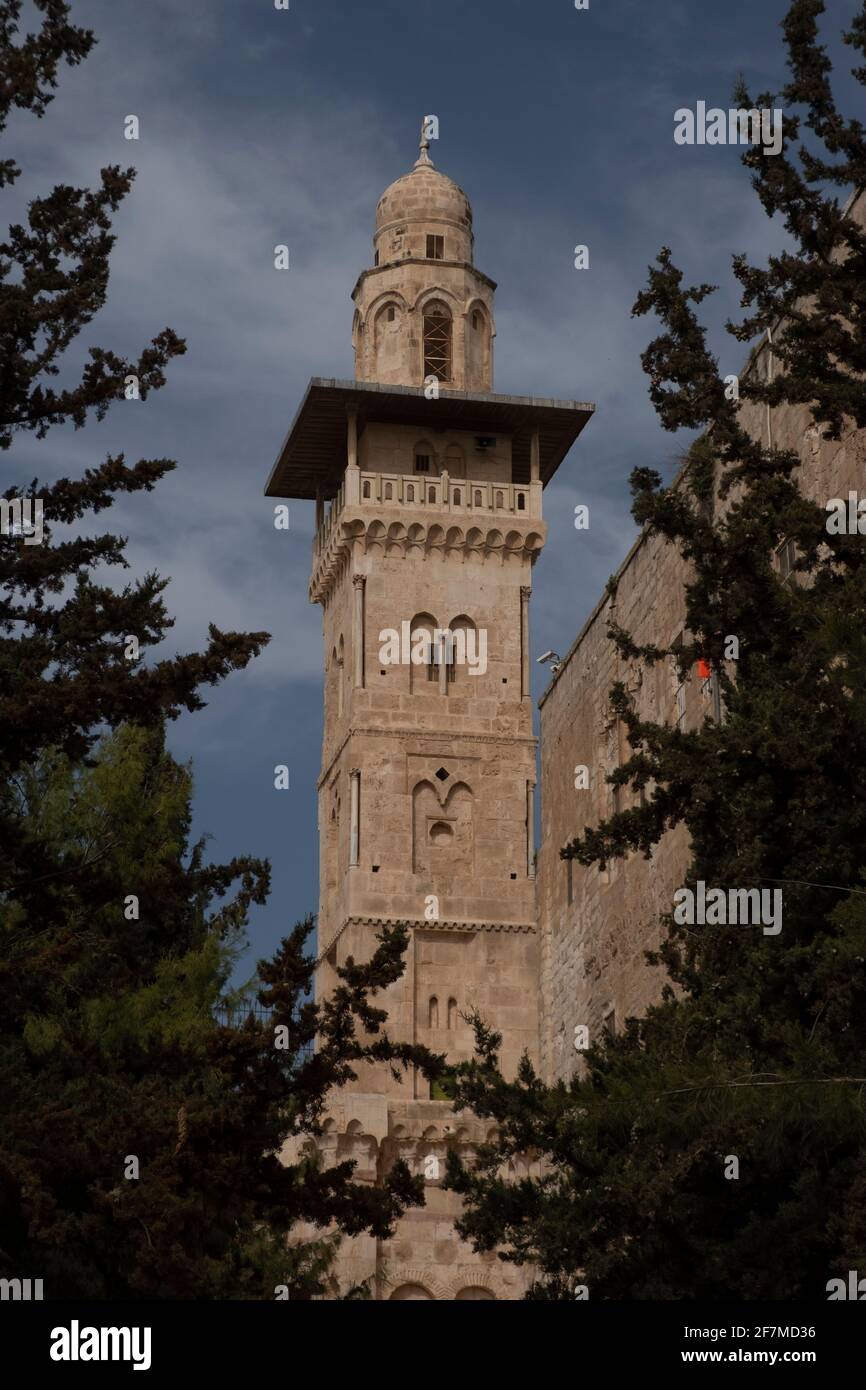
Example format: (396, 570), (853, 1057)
(3, 0), (835, 973)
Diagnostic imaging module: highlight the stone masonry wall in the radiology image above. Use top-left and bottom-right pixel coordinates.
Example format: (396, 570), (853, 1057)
(537, 187), (866, 1084)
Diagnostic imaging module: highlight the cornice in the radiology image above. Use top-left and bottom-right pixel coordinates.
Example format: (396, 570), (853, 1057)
(310, 513), (544, 605)
(316, 913), (536, 965)
(318, 724), (537, 789)
(351, 260), (497, 302)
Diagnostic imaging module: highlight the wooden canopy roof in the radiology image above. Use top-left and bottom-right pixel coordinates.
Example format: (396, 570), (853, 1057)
(265, 378), (595, 499)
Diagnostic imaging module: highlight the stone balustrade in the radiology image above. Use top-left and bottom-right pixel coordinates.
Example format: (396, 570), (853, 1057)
(313, 467), (541, 556)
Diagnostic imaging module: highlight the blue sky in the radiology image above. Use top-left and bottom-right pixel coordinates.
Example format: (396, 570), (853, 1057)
(5, 0), (861, 980)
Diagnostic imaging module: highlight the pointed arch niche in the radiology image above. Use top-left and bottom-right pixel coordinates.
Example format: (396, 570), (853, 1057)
(465, 302), (491, 391)
(412, 778), (474, 876)
(372, 298), (404, 381)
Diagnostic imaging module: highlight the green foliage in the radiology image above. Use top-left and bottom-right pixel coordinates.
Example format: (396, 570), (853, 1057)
(445, 0), (866, 1299)
(1, 728), (447, 1297)
(0, 4), (446, 1298)
(431, 1071), (457, 1102)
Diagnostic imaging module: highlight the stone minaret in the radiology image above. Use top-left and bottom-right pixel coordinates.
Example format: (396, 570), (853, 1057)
(266, 126), (593, 1300)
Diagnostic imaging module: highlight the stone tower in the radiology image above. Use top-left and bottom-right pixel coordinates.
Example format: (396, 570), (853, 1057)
(266, 125), (593, 1299)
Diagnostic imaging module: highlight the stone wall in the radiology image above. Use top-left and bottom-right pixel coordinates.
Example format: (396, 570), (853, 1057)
(284, 1097), (534, 1299)
(536, 187), (866, 1085)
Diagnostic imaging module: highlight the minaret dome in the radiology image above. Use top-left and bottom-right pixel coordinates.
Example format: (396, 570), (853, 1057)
(374, 139), (474, 266)
(352, 123), (496, 391)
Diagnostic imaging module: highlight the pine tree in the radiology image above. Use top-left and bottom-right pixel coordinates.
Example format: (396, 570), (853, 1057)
(1, 727), (444, 1297)
(445, 0), (866, 1299)
(0, 4), (444, 1297)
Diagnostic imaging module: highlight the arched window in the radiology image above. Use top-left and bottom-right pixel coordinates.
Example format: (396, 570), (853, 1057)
(362, 480), (371, 499)
(428, 996), (439, 1028)
(447, 614), (478, 686)
(444, 442), (465, 478)
(447, 997), (457, 1029)
(407, 484), (415, 502)
(453, 489), (461, 505)
(384, 482), (393, 500)
(423, 301), (452, 381)
(473, 490), (482, 507)
(517, 492), (525, 511)
(409, 612), (437, 693)
(495, 490), (504, 508)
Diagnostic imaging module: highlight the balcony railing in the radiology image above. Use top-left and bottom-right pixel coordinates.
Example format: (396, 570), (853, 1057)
(358, 471), (534, 515)
(313, 478), (345, 556)
(313, 469), (540, 557)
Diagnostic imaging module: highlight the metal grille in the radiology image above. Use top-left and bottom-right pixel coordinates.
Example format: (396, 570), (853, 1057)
(214, 1002), (274, 1028)
(423, 306), (451, 381)
(214, 1005), (315, 1064)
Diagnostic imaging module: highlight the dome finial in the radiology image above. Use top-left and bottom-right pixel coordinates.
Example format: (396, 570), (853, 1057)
(415, 116), (434, 168)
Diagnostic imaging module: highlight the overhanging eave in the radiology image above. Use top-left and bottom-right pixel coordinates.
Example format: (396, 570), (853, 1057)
(265, 379), (595, 499)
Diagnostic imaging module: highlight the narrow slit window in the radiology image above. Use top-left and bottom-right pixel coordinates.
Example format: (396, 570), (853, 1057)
(775, 537), (797, 581)
(670, 636), (687, 733)
(675, 679), (687, 732)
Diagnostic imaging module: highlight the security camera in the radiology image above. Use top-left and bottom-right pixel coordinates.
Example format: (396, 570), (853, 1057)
(537, 650), (561, 665)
